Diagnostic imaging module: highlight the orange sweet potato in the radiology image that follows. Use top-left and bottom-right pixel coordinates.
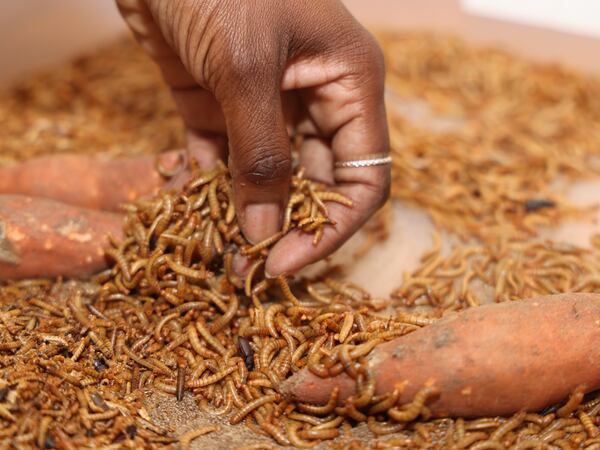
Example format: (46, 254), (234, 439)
(0, 150), (188, 211)
(282, 293), (600, 417)
(0, 195), (123, 279)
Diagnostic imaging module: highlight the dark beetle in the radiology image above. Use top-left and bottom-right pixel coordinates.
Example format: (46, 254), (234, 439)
(524, 198), (556, 212)
(237, 336), (254, 370)
(92, 357), (108, 372)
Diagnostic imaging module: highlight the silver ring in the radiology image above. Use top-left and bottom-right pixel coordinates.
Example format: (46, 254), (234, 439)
(334, 154), (392, 169)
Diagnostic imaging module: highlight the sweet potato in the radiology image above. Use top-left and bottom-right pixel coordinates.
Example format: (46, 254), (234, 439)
(282, 293), (600, 417)
(0, 195), (123, 279)
(0, 150), (188, 211)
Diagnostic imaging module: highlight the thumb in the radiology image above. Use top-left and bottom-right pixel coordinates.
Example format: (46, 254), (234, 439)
(220, 86), (292, 244)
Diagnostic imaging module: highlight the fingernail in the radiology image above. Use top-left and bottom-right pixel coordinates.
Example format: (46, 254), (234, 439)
(232, 254), (251, 277)
(242, 203), (281, 244)
(264, 269), (279, 279)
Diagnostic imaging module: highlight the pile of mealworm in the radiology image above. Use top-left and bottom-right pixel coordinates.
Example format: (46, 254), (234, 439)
(1, 32), (600, 449)
(380, 32), (600, 244)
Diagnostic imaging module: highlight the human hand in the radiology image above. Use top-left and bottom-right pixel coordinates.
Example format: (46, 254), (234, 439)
(117, 0), (390, 276)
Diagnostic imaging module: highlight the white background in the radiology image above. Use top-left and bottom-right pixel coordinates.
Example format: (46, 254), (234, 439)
(462, 0), (600, 39)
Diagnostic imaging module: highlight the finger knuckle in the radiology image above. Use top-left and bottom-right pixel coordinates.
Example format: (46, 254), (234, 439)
(380, 175), (391, 205)
(237, 150), (292, 186)
(227, 50), (263, 81)
(373, 171), (391, 209)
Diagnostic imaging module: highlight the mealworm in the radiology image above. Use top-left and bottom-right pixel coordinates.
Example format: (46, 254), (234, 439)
(388, 387), (438, 422)
(468, 441), (507, 450)
(579, 410), (598, 438)
(286, 421), (318, 448)
(464, 418), (504, 431)
(87, 331), (113, 359)
(233, 444), (275, 450)
(165, 256), (209, 281)
(337, 397), (367, 422)
(208, 177), (220, 220)
(259, 339), (281, 370)
(221, 252), (241, 287)
(29, 299), (63, 317)
(314, 192), (353, 207)
(260, 421), (291, 446)
(349, 338), (382, 359)
(353, 370), (376, 408)
(68, 298), (92, 329)
(277, 276), (300, 305)
(287, 413), (325, 426)
(272, 348), (291, 378)
(540, 429), (567, 443)
(160, 232), (189, 246)
(198, 288), (228, 313)
(489, 411), (526, 441)
(247, 379), (273, 389)
(179, 424), (220, 450)
(324, 278), (366, 303)
(283, 193), (305, 232)
(85, 409), (120, 421)
(281, 332), (297, 365)
(292, 341), (311, 366)
(312, 227), (324, 245)
(230, 394), (279, 425)
(558, 385), (586, 418)
(144, 250), (163, 293)
(154, 312), (178, 343)
(0, 340), (21, 352)
(248, 280), (270, 298)
(307, 335), (329, 378)
(367, 416), (405, 435)
(306, 284), (333, 304)
(227, 379), (245, 408)
(0, 404), (16, 422)
(337, 312), (354, 343)
(105, 247), (132, 282)
(176, 348), (197, 369)
(265, 304), (284, 338)
(165, 333), (189, 351)
(186, 167), (221, 191)
(154, 381), (177, 395)
(14, 432), (34, 444)
(552, 439), (575, 450)
(188, 366), (238, 389)
(123, 347), (170, 375)
(312, 416), (344, 430)
(53, 428), (76, 450)
(338, 344), (359, 379)
(189, 361), (209, 382)
(241, 232), (284, 256)
(210, 294), (238, 333)
(298, 387), (339, 416)
(396, 311), (436, 327)
(297, 428), (339, 440)
(36, 415), (53, 448)
(212, 227), (225, 258)
(195, 321), (227, 355)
